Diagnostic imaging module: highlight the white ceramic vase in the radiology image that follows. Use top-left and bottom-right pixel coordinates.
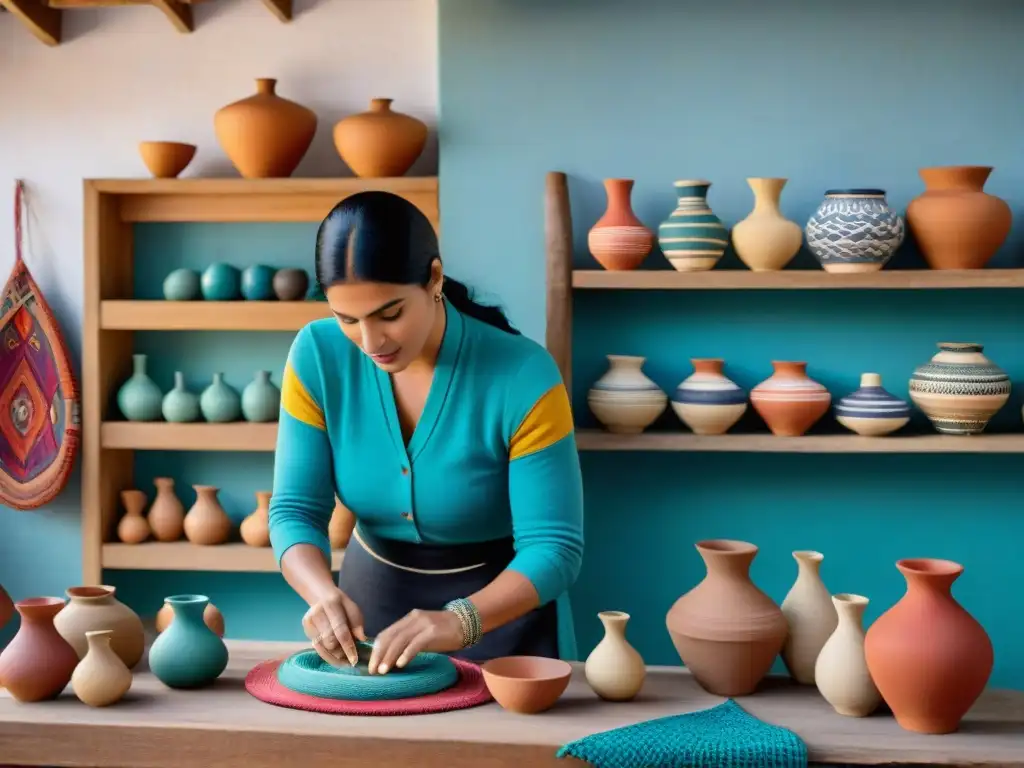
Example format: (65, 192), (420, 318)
(815, 593), (881, 717)
(587, 355), (667, 434)
(584, 611), (646, 701)
(780, 550), (837, 684)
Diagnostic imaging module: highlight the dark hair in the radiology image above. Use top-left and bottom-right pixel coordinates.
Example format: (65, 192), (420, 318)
(315, 191), (519, 335)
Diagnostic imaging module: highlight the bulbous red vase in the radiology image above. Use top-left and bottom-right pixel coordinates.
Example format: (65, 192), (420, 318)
(0, 597), (79, 702)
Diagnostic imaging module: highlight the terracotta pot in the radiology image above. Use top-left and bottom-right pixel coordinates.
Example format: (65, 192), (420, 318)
(481, 656), (572, 714)
(333, 98), (428, 178)
(666, 539), (787, 696)
(70, 630), (133, 707)
(587, 179), (654, 271)
(149, 477), (185, 542)
(0, 597), (79, 702)
(138, 141), (196, 179)
(240, 491), (271, 547)
(751, 361), (831, 436)
(906, 166), (1012, 270)
(54, 585), (146, 669)
(214, 78), (317, 179)
(117, 488), (150, 544)
(731, 177), (803, 272)
(864, 558), (993, 734)
(329, 496), (355, 549)
(156, 599), (225, 637)
(0, 583), (13, 630)
(183, 485), (233, 545)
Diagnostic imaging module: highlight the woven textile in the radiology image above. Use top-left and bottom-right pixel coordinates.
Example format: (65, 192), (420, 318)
(557, 699), (808, 768)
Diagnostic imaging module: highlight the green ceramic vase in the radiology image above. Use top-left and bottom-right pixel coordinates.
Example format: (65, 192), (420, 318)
(148, 595), (228, 689)
(116, 354), (163, 421)
(241, 370), (281, 422)
(162, 371), (200, 423)
(199, 373), (241, 422)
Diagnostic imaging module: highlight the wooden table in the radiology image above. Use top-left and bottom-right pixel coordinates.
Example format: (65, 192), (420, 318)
(0, 640), (1021, 767)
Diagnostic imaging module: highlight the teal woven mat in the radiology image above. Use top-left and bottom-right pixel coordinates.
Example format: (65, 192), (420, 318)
(557, 699), (808, 768)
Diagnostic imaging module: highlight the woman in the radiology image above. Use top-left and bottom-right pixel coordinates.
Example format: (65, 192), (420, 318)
(268, 191), (584, 676)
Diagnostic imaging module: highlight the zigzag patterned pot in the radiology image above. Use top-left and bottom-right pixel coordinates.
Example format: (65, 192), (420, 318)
(909, 342), (1010, 435)
(805, 189), (904, 273)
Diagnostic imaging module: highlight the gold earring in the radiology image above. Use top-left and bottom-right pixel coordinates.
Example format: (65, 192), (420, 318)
(434, 292), (443, 303)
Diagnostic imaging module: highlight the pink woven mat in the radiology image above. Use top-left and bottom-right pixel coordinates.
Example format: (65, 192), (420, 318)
(244, 656), (492, 716)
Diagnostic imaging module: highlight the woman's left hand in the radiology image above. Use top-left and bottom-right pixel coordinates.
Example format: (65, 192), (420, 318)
(368, 609), (464, 674)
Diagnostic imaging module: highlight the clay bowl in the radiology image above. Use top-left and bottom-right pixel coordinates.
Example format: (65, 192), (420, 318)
(139, 141), (197, 178)
(481, 655), (572, 714)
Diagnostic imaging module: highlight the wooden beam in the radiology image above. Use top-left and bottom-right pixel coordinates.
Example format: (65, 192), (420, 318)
(261, 0), (290, 22)
(0, 0), (62, 45)
(150, 0), (191, 32)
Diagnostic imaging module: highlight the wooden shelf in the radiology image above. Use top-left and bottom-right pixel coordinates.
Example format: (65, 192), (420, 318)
(101, 300), (331, 331)
(101, 422), (278, 451)
(102, 542), (344, 572)
(572, 268), (1024, 290)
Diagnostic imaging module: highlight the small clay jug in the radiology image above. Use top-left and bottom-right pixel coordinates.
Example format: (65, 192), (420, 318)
(584, 611), (646, 701)
(329, 496), (356, 549)
(183, 485), (233, 545)
(156, 599), (225, 637)
(149, 477), (185, 542)
(750, 361), (831, 436)
(0, 583), (13, 630)
(0, 597), (79, 702)
(54, 585), (146, 669)
(333, 98), (428, 178)
(815, 594), (881, 718)
(272, 268), (309, 301)
(731, 178), (803, 271)
(240, 491), (271, 547)
(149, 595), (229, 689)
(780, 550), (837, 684)
(117, 489), (150, 544)
(864, 558), (993, 734)
(70, 630), (133, 707)
(587, 178), (654, 271)
(666, 539), (787, 696)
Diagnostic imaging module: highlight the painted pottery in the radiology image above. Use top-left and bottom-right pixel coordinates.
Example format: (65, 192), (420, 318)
(272, 268), (309, 301)
(670, 358), (747, 435)
(162, 371), (200, 423)
(0, 597), (78, 702)
(156, 599), (225, 637)
(584, 611), (646, 702)
(864, 559), (992, 734)
(805, 189), (904, 273)
(780, 551), (837, 685)
(240, 264), (277, 301)
(116, 353), (162, 422)
(148, 477), (185, 542)
(162, 268), (201, 301)
(815, 594), (881, 718)
(909, 342), (1009, 435)
(333, 98), (428, 178)
(587, 178), (654, 271)
(657, 180), (728, 272)
(731, 178), (803, 271)
(241, 370), (281, 422)
(240, 490), (272, 547)
(200, 373), (242, 423)
(665, 540), (787, 696)
(183, 485), (232, 545)
(149, 595), (229, 689)
(587, 355), (667, 434)
(138, 141), (195, 179)
(906, 166), (1012, 270)
(835, 373), (911, 437)
(71, 630), (133, 707)
(214, 78), (317, 179)
(750, 361), (831, 437)
(54, 585), (146, 669)
(200, 262), (242, 301)
(116, 489), (150, 544)
(329, 496), (356, 549)
(0, 584), (12, 630)
(481, 656), (572, 714)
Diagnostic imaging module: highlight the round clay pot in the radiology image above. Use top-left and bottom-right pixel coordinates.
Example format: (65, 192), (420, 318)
(117, 488), (150, 544)
(138, 141), (196, 179)
(481, 656), (572, 714)
(240, 491), (271, 547)
(333, 98), (428, 178)
(156, 599), (225, 637)
(53, 585), (146, 669)
(70, 630), (133, 707)
(906, 166), (1012, 270)
(272, 268), (309, 301)
(750, 361), (831, 437)
(183, 485), (233, 545)
(0, 597), (79, 702)
(149, 477), (185, 542)
(587, 178), (654, 270)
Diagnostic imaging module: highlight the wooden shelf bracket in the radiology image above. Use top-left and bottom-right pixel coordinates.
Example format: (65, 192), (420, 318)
(261, 0), (291, 22)
(1, 0), (62, 45)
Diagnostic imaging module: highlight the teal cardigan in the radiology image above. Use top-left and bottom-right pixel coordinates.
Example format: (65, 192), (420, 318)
(268, 298), (585, 659)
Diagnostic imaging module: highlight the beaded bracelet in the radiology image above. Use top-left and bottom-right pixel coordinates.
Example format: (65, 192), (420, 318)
(443, 597), (482, 648)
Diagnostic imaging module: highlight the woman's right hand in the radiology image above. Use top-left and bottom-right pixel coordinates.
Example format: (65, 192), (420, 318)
(302, 587), (367, 667)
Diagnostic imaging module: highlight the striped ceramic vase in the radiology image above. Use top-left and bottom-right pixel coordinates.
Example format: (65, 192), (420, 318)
(587, 179), (655, 270)
(657, 180), (728, 272)
(671, 358), (748, 435)
(750, 361), (831, 437)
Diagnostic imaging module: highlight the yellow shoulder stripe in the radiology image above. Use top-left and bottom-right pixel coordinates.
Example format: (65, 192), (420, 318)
(509, 384), (574, 461)
(281, 363), (326, 430)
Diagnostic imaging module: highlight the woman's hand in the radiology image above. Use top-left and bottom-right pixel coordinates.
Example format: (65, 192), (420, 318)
(368, 609), (464, 674)
(302, 586), (367, 667)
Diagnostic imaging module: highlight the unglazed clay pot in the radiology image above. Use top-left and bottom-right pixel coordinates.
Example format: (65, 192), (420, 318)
(731, 178), (803, 272)
(183, 485), (233, 545)
(333, 98), (428, 178)
(240, 491), (271, 547)
(149, 477), (185, 542)
(54, 585), (146, 669)
(587, 178), (654, 271)
(909, 342), (1010, 435)
(815, 594), (881, 718)
(584, 611), (646, 701)
(156, 599), (225, 637)
(138, 141), (196, 179)
(751, 361), (831, 436)
(864, 558), (993, 734)
(117, 488), (150, 544)
(780, 551), (837, 685)
(329, 496), (356, 549)
(0, 597), (79, 702)
(587, 355), (668, 434)
(906, 166), (1012, 270)
(670, 358), (747, 435)
(214, 78), (317, 179)
(666, 540), (787, 696)
(481, 656), (572, 714)
(70, 630), (133, 707)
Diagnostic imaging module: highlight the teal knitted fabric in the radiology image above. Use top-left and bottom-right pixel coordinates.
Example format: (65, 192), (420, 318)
(556, 699), (808, 768)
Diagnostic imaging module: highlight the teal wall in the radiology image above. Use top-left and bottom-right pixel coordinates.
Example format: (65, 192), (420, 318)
(438, 0), (1024, 688)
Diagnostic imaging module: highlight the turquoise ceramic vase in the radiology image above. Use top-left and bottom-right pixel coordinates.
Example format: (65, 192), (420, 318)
(241, 370), (281, 422)
(657, 180), (729, 272)
(200, 373), (241, 422)
(117, 354), (163, 421)
(241, 265), (277, 301)
(162, 371), (200, 423)
(148, 595), (228, 689)
(162, 268), (202, 301)
(201, 263), (242, 301)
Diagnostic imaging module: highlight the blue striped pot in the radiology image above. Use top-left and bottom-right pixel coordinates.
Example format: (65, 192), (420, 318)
(835, 373), (910, 437)
(671, 358), (747, 435)
(657, 180), (728, 272)
(587, 355), (667, 434)
(805, 189), (904, 273)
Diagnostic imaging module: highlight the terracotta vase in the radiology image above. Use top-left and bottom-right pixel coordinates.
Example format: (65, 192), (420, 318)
(584, 611), (646, 701)
(665, 539), (787, 696)
(0, 583), (13, 630)
(587, 179), (655, 271)
(906, 166), (1012, 270)
(70, 630), (133, 707)
(0, 597), (79, 702)
(148, 477), (185, 542)
(780, 551), (837, 684)
(117, 488), (150, 544)
(183, 485), (233, 545)
(815, 594), (881, 718)
(731, 178), (803, 272)
(909, 342), (1010, 435)
(53, 585), (146, 669)
(670, 358), (748, 435)
(214, 78), (317, 179)
(156, 599), (225, 637)
(240, 491), (271, 547)
(587, 355), (668, 434)
(329, 496), (355, 549)
(751, 361), (831, 437)
(333, 98), (428, 178)
(864, 558), (993, 734)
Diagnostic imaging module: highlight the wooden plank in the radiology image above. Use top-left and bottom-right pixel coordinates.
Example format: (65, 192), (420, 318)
(101, 300), (331, 331)
(102, 542), (342, 572)
(545, 171), (574, 394)
(0, 0), (62, 45)
(101, 422), (277, 451)
(261, 0), (290, 21)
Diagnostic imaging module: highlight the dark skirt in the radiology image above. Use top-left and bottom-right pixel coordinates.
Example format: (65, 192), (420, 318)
(337, 526), (559, 663)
